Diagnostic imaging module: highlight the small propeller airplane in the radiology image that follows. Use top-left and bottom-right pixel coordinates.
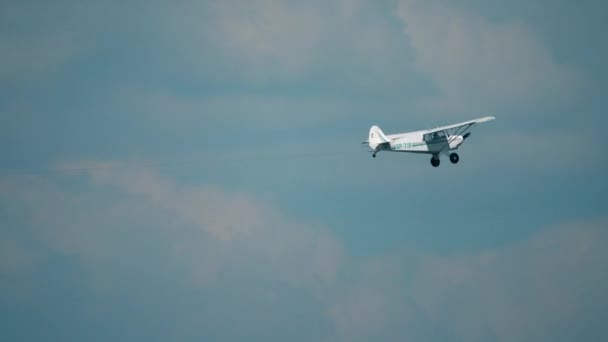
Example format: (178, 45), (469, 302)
(364, 116), (495, 167)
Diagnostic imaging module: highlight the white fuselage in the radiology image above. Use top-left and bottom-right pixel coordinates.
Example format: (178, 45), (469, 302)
(380, 130), (465, 155)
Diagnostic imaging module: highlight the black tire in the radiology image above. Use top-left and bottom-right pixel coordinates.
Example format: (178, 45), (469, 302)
(430, 157), (440, 167)
(450, 153), (459, 164)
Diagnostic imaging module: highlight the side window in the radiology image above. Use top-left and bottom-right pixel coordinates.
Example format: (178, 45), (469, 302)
(424, 132), (446, 142)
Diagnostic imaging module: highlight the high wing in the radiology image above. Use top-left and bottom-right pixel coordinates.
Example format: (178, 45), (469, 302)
(363, 116), (495, 145)
(427, 116), (495, 134)
(430, 116), (495, 152)
(388, 116), (495, 140)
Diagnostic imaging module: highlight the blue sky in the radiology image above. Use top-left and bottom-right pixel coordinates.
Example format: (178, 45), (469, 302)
(1, 0), (607, 340)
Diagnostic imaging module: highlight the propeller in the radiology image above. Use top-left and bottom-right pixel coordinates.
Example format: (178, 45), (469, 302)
(463, 132), (471, 140)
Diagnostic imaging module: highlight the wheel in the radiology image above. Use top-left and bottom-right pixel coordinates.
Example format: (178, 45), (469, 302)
(372, 152), (377, 158)
(449, 153), (459, 164)
(430, 157), (440, 167)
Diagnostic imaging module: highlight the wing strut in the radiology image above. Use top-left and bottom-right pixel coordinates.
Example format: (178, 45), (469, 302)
(440, 123), (475, 154)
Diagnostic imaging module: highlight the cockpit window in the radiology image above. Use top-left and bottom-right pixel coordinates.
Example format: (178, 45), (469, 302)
(423, 131), (446, 142)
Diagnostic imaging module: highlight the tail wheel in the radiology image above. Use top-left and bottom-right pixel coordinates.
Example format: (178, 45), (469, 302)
(449, 153), (459, 164)
(430, 157), (440, 167)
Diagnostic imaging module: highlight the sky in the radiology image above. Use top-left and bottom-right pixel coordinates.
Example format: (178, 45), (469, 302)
(1, 0), (607, 341)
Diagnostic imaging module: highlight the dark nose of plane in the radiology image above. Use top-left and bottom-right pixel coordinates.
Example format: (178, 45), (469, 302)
(463, 132), (471, 140)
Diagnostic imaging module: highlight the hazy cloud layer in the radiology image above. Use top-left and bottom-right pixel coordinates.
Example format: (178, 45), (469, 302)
(396, 0), (584, 113)
(1, 0), (606, 341)
(163, 0), (412, 90)
(1, 163), (606, 340)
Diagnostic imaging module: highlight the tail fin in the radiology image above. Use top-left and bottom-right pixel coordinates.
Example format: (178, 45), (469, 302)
(368, 125), (391, 150)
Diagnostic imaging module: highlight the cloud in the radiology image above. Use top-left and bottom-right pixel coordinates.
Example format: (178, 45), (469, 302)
(1, 161), (607, 340)
(409, 218), (608, 341)
(318, 218), (608, 341)
(54, 160), (345, 288)
(396, 0), (584, 113)
(207, 1), (328, 76)
(166, 0), (412, 89)
(2, 160), (345, 292)
(0, 160), (350, 340)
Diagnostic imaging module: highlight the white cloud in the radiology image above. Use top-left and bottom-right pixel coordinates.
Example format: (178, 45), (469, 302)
(167, 0), (410, 88)
(320, 218), (608, 341)
(208, 0), (328, 75)
(1, 161), (607, 340)
(8, 160), (345, 292)
(410, 218), (608, 341)
(396, 0), (584, 113)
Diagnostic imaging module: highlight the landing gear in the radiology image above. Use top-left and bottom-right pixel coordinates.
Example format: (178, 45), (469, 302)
(430, 156), (440, 167)
(449, 153), (459, 164)
(372, 152), (377, 158)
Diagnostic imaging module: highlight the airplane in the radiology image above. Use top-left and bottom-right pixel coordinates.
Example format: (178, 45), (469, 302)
(364, 116), (495, 167)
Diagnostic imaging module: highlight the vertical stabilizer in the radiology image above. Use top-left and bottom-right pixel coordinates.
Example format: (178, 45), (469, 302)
(368, 125), (391, 150)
